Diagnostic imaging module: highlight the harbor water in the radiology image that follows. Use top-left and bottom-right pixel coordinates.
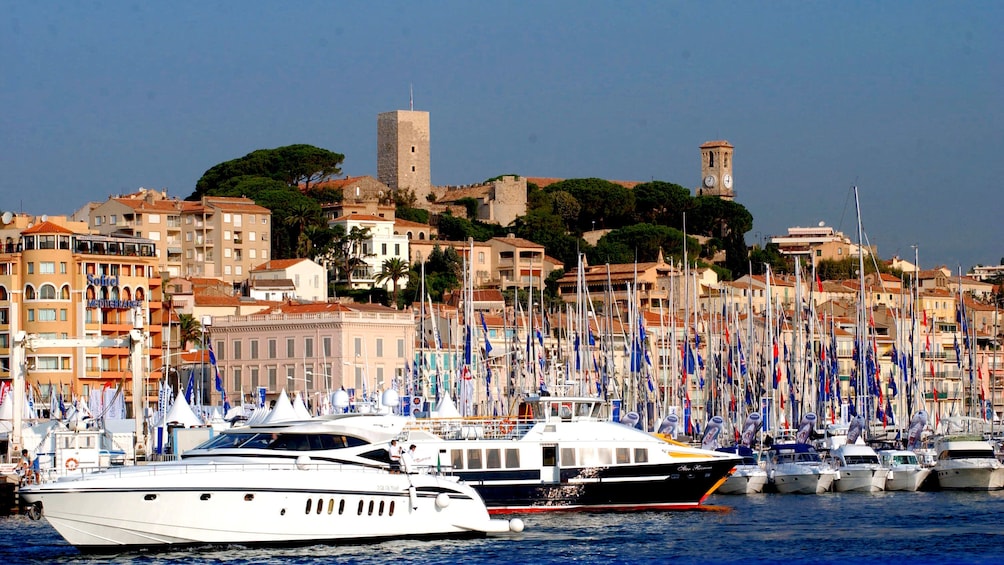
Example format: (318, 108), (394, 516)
(4, 491), (1004, 564)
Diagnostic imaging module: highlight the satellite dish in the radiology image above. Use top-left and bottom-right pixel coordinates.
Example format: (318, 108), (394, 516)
(818, 221), (825, 227)
(40, 214), (48, 223)
(1, 211), (11, 224)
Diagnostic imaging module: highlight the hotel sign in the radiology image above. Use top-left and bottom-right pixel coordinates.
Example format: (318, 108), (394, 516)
(86, 274), (143, 309)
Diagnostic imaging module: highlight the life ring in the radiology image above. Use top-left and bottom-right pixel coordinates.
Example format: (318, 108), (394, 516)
(498, 419), (514, 435)
(65, 458), (79, 471)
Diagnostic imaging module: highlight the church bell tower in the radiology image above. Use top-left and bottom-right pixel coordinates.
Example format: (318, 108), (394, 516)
(697, 140), (735, 200)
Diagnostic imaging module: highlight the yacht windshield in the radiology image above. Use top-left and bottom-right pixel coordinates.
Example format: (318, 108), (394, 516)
(194, 432), (369, 451)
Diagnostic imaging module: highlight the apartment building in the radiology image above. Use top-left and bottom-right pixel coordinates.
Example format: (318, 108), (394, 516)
(0, 214), (164, 405)
(89, 190), (271, 285)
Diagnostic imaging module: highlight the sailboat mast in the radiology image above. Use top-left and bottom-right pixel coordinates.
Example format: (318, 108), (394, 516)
(853, 185), (868, 429)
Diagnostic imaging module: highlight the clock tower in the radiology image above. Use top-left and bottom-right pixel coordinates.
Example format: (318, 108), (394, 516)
(697, 140), (735, 200)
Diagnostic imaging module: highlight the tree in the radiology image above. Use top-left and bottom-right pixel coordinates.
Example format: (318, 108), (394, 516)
(402, 245), (463, 303)
(544, 178), (635, 232)
(320, 225), (373, 288)
(632, 181), (693, 228)
(589, 223), (696, 265)
(375, 257), (410, 308)
(284, 202), (325, 258)
(192, 144), (344, 199)
(176, 314), (203, 351)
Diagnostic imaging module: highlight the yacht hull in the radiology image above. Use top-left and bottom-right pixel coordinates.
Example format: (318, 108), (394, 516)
(463, 458), (740, 512)
(21, 463), (515, 550)
(770, 470), (835, 494)
(885, 468), (931, 492)
(935, 465), (1004, 491)
(833, 467), (887, 493)
(716, 466), (768, 495)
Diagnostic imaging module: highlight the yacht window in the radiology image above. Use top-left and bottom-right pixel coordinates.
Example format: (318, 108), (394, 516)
(505, 448), (520, 468)
(844, 455), (878, 465)
(542, 446), (557, 466)
(327, 499), (335, 514)
(389, 501), (395, 516)
(467, 449), (483, 470)
(271, 435), (311, 451)
(339, 500), (346, 514)
(316, 498), (323, 514)
(616, 447), (630, 464)
(305, 499), (313, 514)
(367, 501), (375, 515)
(378, 501), (385, 515)
(357, 500), (364, 515)
(451, 449), (464, 470)
(560, 447), (576, 467)
(944, 450), (995, 460)
(241, 433), (278, 449)
(594, 448), (613, 465)
(633, 448), (648, 463)
(486, 449), (502, 469)
(196, 432), (256, 449)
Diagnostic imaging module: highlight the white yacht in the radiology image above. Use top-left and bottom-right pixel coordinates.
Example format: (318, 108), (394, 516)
(829, 443), (887, 493)
(714, 445), (767, 495)
(878, 449), (931, 492)
(765, 442), (836, 494)
(933, 436), (1004, 491)
(19, 419), (523, 551)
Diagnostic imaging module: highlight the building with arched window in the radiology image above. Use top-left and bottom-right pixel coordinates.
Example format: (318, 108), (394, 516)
(0, 214), (165, 410)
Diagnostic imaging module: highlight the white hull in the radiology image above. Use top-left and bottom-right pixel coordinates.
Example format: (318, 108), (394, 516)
(885, 467), (931, 492)
(935, 464), (1004, 491)
(771, 469), (835, 494)
(22, 462), (518, 549)
(832, 466), (887, 493)
(716, 465), (767, 495)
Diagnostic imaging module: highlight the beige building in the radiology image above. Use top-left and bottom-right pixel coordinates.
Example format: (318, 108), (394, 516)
(0, 214), (165, 404)
(488, 234), (562, 291)
(430, 175), (528, 227)
(207, 302), (414, 407)
(88, 190), (272, 285)
(556, 255), (680, 312)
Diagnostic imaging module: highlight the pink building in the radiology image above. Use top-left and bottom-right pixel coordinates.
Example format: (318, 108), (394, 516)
(205, 302), (414, 409)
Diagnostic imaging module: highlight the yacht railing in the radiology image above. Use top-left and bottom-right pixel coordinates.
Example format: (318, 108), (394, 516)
(404, 417), (534, 441)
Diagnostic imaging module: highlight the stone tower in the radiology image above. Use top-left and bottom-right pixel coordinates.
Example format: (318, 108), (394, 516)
(696, 140), (735, 200)
(377, 110), (431, 203)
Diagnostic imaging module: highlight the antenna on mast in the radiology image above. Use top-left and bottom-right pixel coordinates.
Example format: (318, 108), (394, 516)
(409, 84), (414, 111)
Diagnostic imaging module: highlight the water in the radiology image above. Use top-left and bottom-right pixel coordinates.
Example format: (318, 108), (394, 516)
(4, 491), (1004, 564)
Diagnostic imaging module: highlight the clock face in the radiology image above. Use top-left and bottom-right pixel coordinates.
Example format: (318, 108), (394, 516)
(703, 175), (717, 188)
(723, 174), (733, 189)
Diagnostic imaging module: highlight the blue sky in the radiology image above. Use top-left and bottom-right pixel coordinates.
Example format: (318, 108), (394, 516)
(2, 2), (1001, 271)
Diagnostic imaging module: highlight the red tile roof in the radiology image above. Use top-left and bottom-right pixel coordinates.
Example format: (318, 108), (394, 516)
(252, 258), (308, 271)
(22, 221), (75, 235)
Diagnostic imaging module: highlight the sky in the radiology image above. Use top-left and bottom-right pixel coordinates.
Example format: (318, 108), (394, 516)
(2, 2), (1002, 272)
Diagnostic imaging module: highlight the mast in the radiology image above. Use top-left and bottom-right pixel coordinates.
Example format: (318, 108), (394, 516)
(853, 185), (868, 431)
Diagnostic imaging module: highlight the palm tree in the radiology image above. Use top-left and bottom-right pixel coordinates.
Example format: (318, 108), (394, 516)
(284, 202), (324, 258)
(375, 257), (411, 308)
(176, 313), (203, 350)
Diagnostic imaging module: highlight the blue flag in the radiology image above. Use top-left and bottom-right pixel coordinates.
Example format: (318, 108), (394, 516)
(480, 313), (493, 355)
(184, 372), (195, 404)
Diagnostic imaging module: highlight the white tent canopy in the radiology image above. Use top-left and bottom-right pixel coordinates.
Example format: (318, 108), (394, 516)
(163, 392), (203, 428)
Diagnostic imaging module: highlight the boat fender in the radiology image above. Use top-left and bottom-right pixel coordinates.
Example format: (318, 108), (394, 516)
(296, 455), (312, 470)
(509, 518), (525, 533)
(435, 493), (451, 509)
(65, 458), (79, 471)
